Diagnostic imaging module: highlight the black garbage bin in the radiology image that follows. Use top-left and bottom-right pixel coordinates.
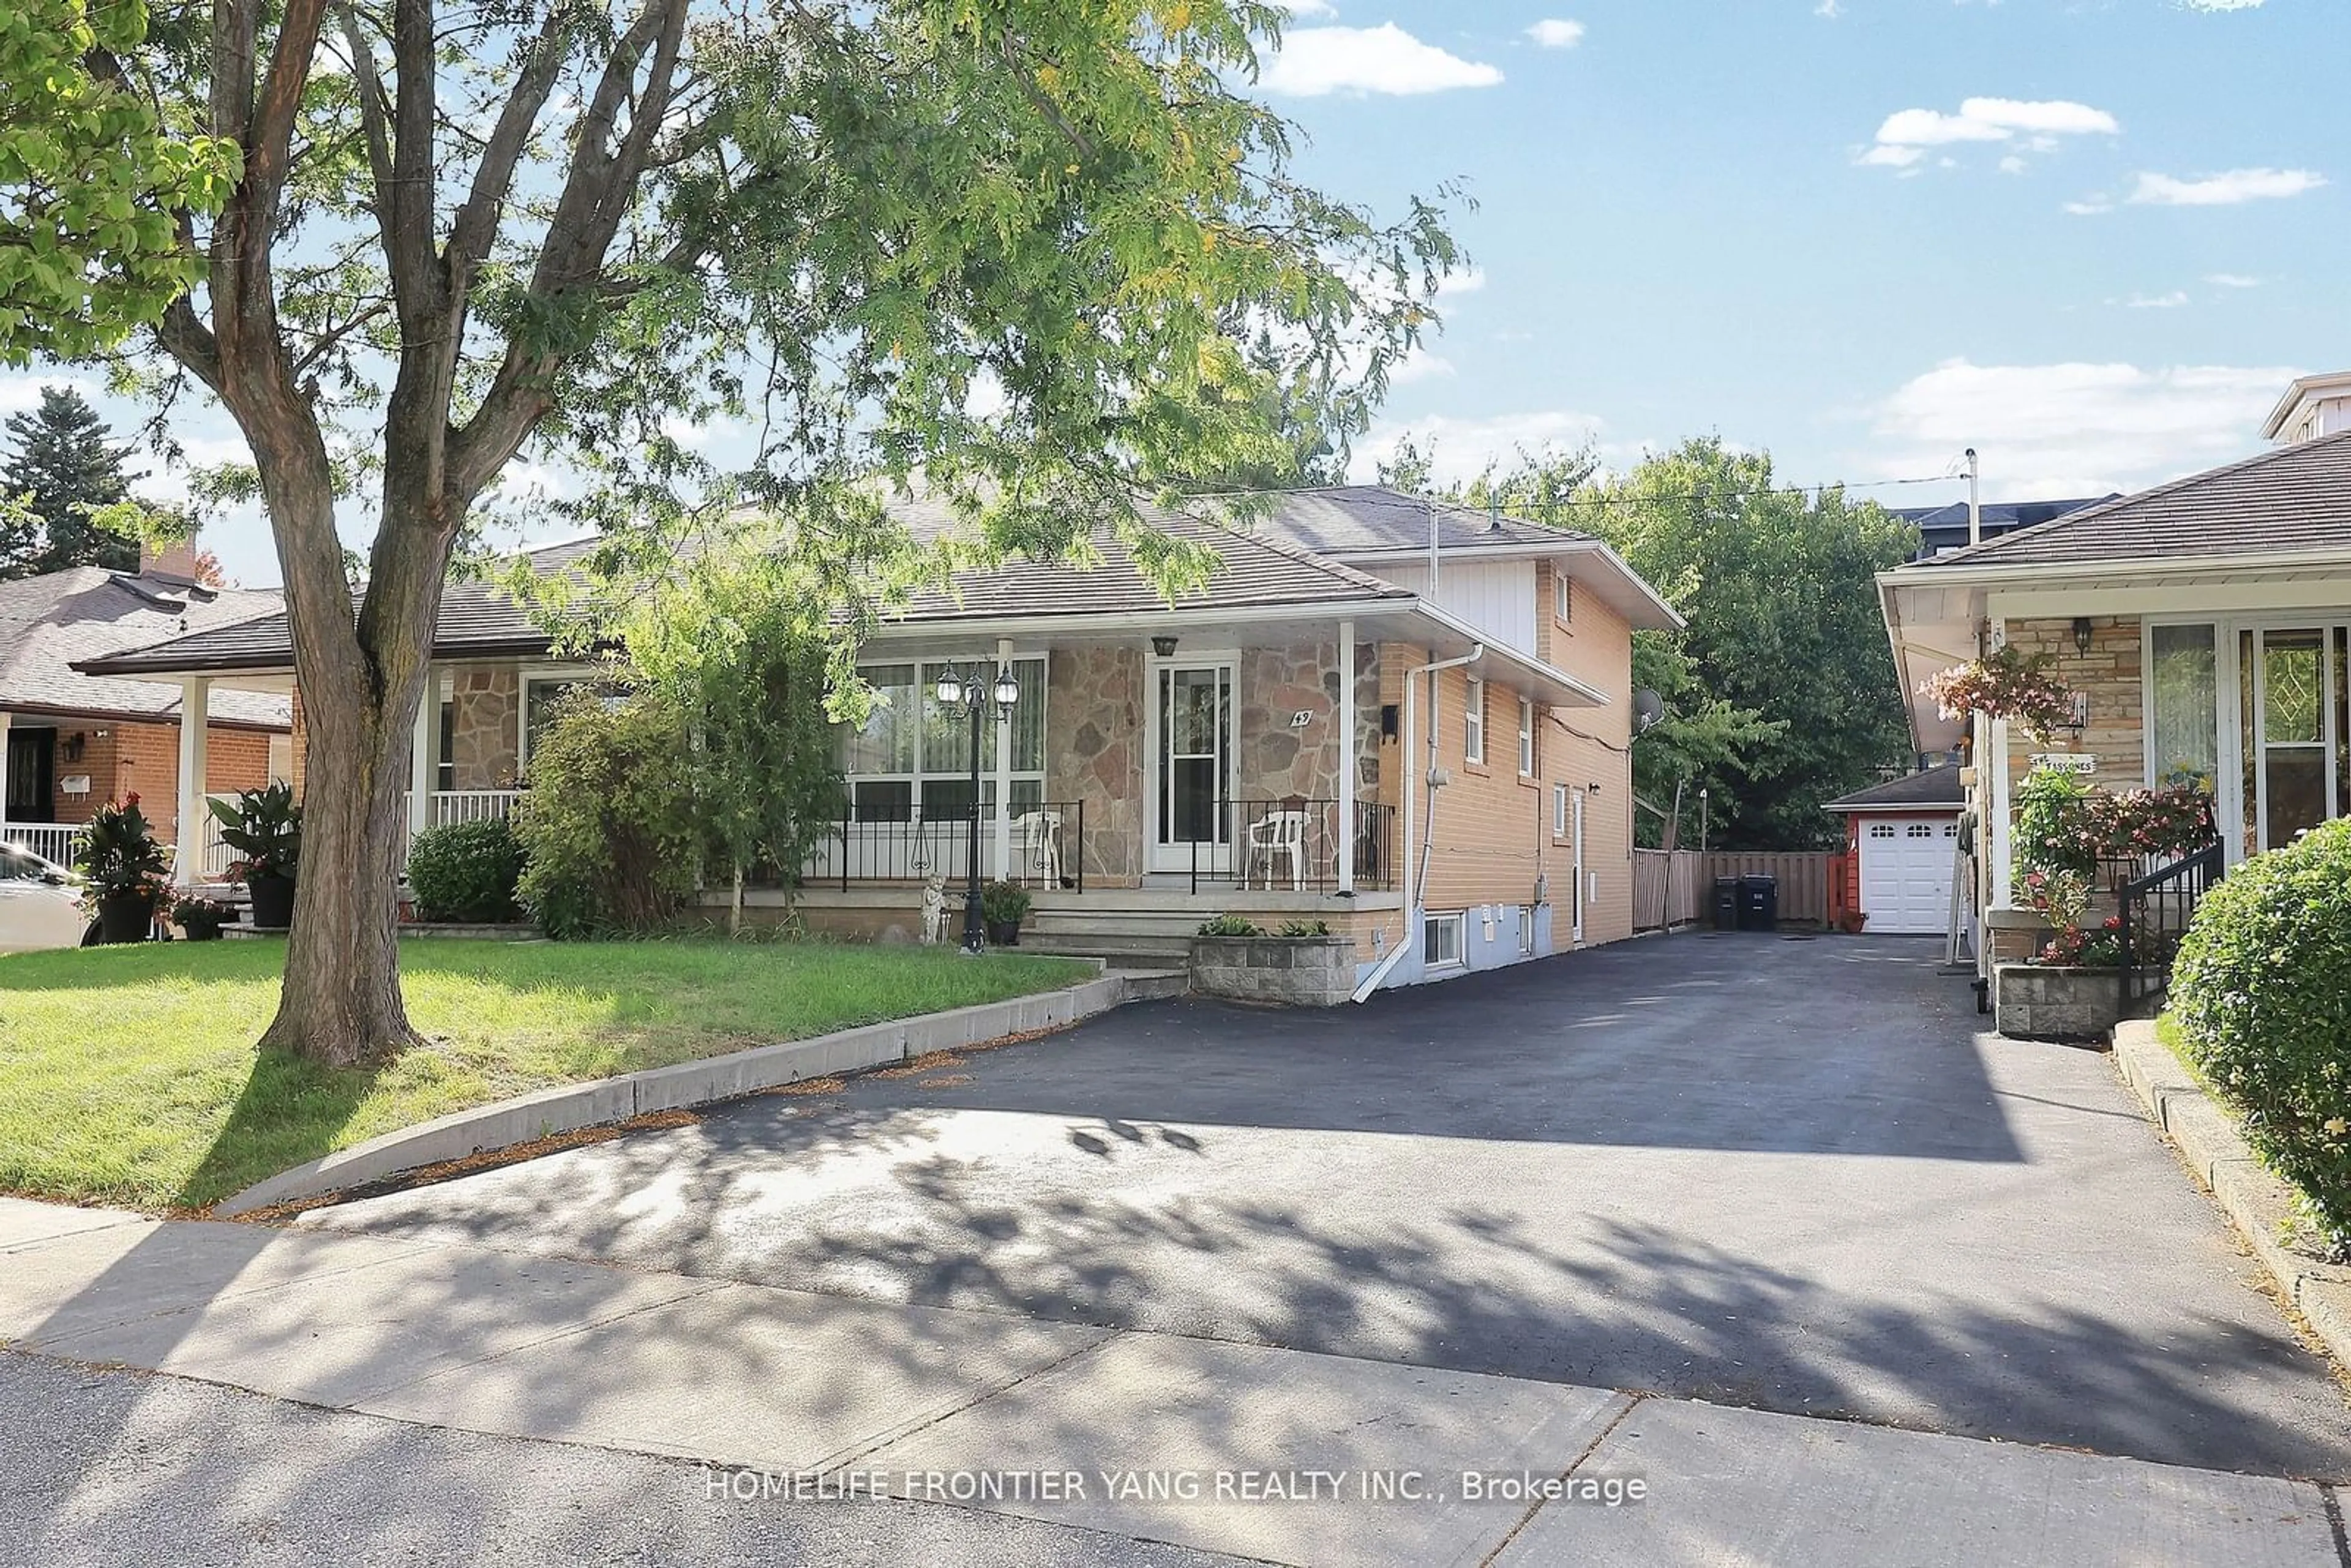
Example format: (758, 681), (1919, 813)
(1711, 877), (1740, 932)
(1738, 873), (1779, 931)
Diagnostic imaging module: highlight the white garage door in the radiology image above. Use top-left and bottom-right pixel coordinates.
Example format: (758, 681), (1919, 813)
(1858, 816), (1958, 936)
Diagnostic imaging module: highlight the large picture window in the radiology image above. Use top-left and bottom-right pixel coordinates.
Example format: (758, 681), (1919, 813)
(2148, 624), (2218, 793)
(839, 656), (1046, 822)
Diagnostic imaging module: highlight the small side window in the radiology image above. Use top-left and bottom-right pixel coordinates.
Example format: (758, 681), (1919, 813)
(1555, 572), (1573, 625)
(1423, 912), (1466, 967)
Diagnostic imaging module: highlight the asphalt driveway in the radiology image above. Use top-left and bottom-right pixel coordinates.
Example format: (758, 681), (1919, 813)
(302, 932), (2351, 1479)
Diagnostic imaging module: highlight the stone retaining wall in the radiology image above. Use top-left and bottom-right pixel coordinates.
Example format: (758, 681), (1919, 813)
(1995, 962), (2127, 1040)
(1190, 933), (1357, 1007)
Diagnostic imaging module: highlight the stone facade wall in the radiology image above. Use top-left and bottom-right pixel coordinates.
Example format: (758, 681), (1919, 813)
(448, 665), (522, 788)
(1232, 642), (1381, 806)
(1045, 645), (1145, 883)
(2000, 615), (2145, 787)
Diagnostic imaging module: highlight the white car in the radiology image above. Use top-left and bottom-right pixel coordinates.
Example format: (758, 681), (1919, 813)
(0, 843), (89, 954)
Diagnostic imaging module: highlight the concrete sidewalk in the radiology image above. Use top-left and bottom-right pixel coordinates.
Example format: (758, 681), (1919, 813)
(2, 1196), (2341, 1567)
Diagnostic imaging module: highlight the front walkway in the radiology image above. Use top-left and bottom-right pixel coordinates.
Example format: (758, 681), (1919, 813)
(0, 1198), (2337, 1567)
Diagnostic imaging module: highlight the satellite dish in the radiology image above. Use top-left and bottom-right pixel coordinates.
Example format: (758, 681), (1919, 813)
(1632, 688), (1666, 735)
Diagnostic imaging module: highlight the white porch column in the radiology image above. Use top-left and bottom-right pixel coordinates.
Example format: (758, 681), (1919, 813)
(408, 663), (436, 846)
(992, 637), (1014, 879)
(1989, 714), (2013, 907)
(0, 708), (12, 822)
(175, 678), (210, 886)
(1337, 623), (1356, 895)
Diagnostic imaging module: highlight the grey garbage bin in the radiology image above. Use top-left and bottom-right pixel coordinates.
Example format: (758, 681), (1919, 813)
(1738, 873), (1779, 931)
(1711, 877), (1739, 931)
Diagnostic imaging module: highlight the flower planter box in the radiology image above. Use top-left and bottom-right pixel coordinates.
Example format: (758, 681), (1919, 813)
(1993, 962), (2126, 1042)
(1189, 933), (1357, 1008)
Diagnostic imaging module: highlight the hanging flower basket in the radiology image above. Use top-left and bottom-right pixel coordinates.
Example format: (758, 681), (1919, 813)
(1919, 646), (2076, 741)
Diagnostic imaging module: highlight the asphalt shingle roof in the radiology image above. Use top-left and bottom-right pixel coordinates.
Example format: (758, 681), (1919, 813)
(1823, 763), (1965, 812)
(1237, 484), (1595, 555)
(0, 569), (289, 726)
(1918, 429), (2351, 570)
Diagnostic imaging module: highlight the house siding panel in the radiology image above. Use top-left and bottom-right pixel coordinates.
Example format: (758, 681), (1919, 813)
(1376, 560), (1538, 656)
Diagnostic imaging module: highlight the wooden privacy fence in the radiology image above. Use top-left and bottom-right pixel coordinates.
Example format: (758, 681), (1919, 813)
(1699, 852), (1835, 926)
(1632, 849), (1707, 932)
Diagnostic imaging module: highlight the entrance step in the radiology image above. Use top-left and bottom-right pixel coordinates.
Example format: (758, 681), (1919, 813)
(1109, 968), (1191, 1002)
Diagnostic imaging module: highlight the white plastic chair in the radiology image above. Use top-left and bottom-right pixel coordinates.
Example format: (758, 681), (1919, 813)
(1246, 809), (1308, 891)
(1008, 811), (1063, 887)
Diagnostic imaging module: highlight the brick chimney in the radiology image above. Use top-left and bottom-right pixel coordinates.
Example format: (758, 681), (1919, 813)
(140, 538), (204, 584)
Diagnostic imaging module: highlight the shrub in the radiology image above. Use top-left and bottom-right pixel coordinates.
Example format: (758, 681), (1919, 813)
(980, 880), (1032, 926)
(407, 817), (528, 923)
(514, 685), (702, 938)
(1197, 913), (1261, 937)
(2012, 765), (2099, 888)
(1276, 919), (1332, 937)
(2170, 819), (2351, 1258)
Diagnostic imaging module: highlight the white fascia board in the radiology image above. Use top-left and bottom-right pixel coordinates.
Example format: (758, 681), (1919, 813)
(1881, 546), (2351, 592)
(1337, 537), (1685, 631)
(1987, 578), (2351, 619)
(860, 595), (1411, 645)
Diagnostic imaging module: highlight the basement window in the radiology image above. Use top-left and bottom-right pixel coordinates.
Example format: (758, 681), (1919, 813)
(1423, 911), (1465, 969)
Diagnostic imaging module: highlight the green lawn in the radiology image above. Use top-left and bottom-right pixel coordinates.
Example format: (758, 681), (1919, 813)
(0, 938), (1092, 1212)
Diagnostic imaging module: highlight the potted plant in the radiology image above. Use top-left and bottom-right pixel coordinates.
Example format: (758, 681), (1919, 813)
(173, 894), (238, 942)
(980, 879), (1032, 946)
(74, 793), (168, 943)
(211, 782), (301, 929)
(1919, 645), (2077, 741)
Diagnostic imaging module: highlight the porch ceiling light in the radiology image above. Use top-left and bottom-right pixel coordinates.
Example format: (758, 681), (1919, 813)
(2072, 617), (2094, 655)
(934, 669), (965, 707)
(1152, 634), (1179, 658)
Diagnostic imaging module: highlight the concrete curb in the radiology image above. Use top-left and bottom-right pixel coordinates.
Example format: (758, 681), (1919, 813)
(2112, 1019), (2351, 1375)
(217, 970), (1132, 1217)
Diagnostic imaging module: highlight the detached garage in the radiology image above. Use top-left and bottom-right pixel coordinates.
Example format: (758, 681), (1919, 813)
(1825, 765), (1965, 936)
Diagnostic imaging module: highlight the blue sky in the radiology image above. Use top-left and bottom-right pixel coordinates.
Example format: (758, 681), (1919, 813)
(2, 0), (2340, 586)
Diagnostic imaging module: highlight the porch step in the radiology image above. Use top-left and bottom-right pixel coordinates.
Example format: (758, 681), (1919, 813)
(1109, 967), (1191, 1002)
(1020, 934), (1196, 969)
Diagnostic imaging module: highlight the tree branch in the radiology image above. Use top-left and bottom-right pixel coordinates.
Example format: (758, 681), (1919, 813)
(444, 7), (572, 283)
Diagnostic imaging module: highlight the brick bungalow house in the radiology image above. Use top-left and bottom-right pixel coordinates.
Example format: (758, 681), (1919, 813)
(1878, 371), (2351, 973)
(1, 544), (290, 874)
(83, 487), (1681, 989)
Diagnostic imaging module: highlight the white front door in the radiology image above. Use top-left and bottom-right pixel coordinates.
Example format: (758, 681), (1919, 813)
(1150, 659), (1234, 874)
(2240, 625), (2345, 855)
(1859, 815), (1958, 935)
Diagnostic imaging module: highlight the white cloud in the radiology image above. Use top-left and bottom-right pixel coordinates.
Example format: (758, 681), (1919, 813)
(2117, 291), (2190, 309)
(1389, 347), (1455, 386)
(1861, 359), (2301, 495)
(1434, 266), (1487, 297)
(1269, 0), (1338, 16)
(1861, 97), (2117, 173)
(2063, 195), (2115, 216)
(1351, 408), (1613, 487)
(0, 372), (101, 415)
(1260, 23), (1503, 96)
(2205, 272), (2262, 288)
(2127, 167), (2327, 206)
(1525, 18), (1585, 48)
(1815, 0), (1843, 16)
(2181, 0), (2263, 9)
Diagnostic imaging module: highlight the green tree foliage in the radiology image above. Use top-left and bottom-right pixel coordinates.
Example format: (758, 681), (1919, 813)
(1443, 438), (1916, 849)
(0, 0), (239, 363)
(0, 0), (1458, 1063)
(0, 385), (138, 576)
(610, 542), (844, 926)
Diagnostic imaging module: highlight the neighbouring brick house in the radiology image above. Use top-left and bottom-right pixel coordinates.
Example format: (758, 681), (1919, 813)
(1, 544), (290, 875)
(84, 487), (1681, 991)
(1878, 370), (2351, 975)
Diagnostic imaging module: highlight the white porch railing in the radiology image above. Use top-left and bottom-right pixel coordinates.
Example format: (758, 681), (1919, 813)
(0, 822), (84, 868)
(398, 789), (525, 870)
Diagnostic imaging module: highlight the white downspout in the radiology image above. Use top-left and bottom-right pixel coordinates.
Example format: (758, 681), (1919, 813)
(1353, 639), (1485, 1002)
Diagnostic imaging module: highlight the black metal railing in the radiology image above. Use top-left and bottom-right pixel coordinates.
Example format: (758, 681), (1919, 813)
(1180, 798), (1397, 896)
(808, 801), (1086, 893)
(2117, 839), (2225, 1011)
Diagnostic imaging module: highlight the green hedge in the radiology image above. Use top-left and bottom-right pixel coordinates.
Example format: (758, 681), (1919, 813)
(2170, 819), (2351, 1258)
(406, 817), (527, 924)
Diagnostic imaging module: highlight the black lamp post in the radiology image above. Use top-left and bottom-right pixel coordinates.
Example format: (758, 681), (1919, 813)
(933, 661), (1021, 955)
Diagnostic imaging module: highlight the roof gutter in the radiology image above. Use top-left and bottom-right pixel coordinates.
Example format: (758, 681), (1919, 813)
(1881, 544), (2351, 590)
